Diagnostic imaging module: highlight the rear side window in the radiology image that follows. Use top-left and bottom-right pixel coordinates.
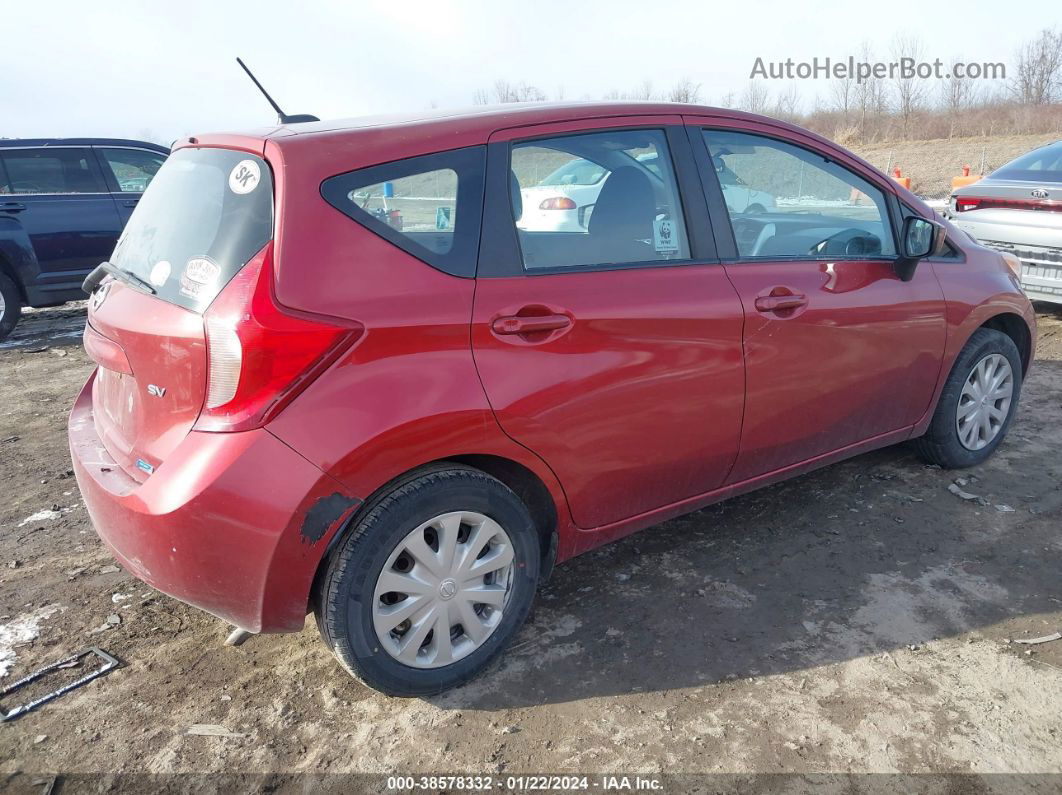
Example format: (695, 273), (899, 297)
(509, 129), (690, 270)
(98, 147), (167, 193)
(110, 147), (273, 313)
(0, 148), (106, 194)
(321, 146), (486, 278)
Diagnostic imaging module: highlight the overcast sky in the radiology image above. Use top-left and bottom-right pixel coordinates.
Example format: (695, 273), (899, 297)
(1, 0), (1049, 143)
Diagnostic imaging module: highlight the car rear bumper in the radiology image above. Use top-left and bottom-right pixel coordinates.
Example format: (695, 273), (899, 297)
(953, 211), (1062, 304)
(69, 371), (361, 632)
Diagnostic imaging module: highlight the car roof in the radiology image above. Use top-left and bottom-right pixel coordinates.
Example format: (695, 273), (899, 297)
(179, 102), (878, 190)
(269, 102), (776, 138)
(0, 137), (169, 153)
(184, 102), (814, 149)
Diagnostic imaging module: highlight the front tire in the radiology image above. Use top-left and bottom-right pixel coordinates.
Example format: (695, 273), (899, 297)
(0, 271), (22, 341)
(914, 328), (1023, 468)
(316, 464), (540, 696)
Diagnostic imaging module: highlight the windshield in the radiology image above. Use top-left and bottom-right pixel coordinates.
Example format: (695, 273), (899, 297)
(991, 142), (1062, 183)
(110, 147), (273, 313)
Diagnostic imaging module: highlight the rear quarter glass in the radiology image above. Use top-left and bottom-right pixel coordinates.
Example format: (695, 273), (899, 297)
(109, 148), (273, 312)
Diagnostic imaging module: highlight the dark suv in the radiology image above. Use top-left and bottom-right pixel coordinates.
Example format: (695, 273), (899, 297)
(0, 138), (169, 340)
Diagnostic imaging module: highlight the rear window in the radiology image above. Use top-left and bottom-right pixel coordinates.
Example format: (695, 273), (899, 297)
(320, 146), (485, 278)
(991, 142), (1062, 182)
(110, 147), (273, 312)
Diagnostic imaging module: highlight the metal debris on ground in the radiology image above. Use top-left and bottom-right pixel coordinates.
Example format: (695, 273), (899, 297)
(186, 724), (246, 738)
(224, 628), (254, 647)
(947, 483), (987, 504)
(1014, 632), (1062, 645)
(0, 647), (121, 722)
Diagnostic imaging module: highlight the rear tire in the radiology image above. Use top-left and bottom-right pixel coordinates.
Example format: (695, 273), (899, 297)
(914, 328), (1022, 468)
(316, 464), (540, 696)
(0, 271), (22, 342)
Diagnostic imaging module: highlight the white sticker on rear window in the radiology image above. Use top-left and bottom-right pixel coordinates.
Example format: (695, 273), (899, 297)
(179, 257), (220, 300)
(653, 217), (679, 253)
(228, 160), (261, 194)
(149, 260), (171, 287)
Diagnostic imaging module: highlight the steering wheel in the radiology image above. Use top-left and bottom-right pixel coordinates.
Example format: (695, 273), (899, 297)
(749, 222), (776, 257)
(809, 228), (882, 257)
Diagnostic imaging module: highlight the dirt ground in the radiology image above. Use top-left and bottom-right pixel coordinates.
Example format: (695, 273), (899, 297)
(1, 300), (1061, 788)
(851, 133), (1060, 200)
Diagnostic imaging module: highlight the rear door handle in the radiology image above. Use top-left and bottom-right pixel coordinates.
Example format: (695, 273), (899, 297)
(0, 202), (26, 213)
(121, 198), (139, 208)
(492, 314), (571, 335)
(754, 293), (807, 312)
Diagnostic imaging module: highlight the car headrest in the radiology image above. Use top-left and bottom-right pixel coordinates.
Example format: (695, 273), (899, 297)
(588, 166), (654, 237)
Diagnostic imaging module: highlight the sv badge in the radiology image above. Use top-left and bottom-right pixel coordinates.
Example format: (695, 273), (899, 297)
(146, 384), (166, 398)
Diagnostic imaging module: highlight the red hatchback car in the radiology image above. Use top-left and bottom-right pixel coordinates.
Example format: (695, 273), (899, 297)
(70, 103), (1035, 696)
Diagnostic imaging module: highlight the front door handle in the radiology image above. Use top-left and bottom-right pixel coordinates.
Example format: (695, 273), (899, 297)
(754, 293), (807, 313)
(0, 202), (26, 213)
(492, 314), (571, 335)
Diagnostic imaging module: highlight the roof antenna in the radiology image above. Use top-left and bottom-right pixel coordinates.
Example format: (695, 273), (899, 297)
(236, 57), (319, 124)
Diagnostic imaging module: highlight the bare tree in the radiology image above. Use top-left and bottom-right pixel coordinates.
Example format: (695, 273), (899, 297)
(854, 41), (887, 138)
(1010, 28), (1062, 104)
(739, 81), (771, 114)
(514, 82), (547, 102)
(772, 84), (801, 120)
(890, 33), (928, 138)
(830, 74), (853, 121)
(667, 77), (702, 104)
(631, 79), (656, 100)
(939, 53), (979, 127)
(474, 80), (547, 105)
(718, 91), (736, 109)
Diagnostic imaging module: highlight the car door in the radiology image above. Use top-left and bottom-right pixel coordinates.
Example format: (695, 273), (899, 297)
(94, 146), (167, 224)
(0, 146), (123, 300)
(686, 118), (947, 483)
(472, 118), (746, 529)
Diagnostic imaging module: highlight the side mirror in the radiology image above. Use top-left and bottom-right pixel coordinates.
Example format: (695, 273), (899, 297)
(894, 216), (947, 281)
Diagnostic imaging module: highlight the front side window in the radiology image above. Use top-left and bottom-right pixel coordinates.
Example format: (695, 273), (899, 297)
(702, 130), (896, 260)
(510, 129), (690, 270)
(0, 148), (106, 194)
(98, 147), (166, 193)
(321, 146), (485, 277)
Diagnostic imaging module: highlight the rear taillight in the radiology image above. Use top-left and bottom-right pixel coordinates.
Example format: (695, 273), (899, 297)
(955, 196), (1061, 213)
(194, 244), (362, 433)
(539, 197), (577, 210)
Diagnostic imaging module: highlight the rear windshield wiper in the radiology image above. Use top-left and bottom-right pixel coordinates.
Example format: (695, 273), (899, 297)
(83, 261), (156, 296)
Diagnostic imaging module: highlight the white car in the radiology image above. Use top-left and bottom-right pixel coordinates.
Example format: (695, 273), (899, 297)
(518, 153), (774, 232)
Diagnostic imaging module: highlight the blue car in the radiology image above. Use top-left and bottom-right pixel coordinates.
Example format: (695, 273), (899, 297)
(0, 138), (169, 339)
